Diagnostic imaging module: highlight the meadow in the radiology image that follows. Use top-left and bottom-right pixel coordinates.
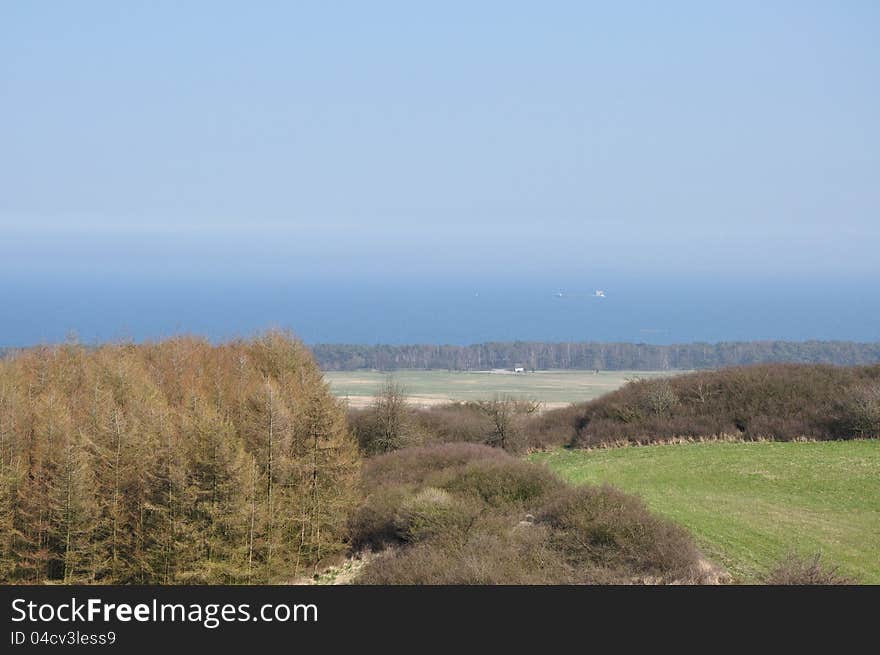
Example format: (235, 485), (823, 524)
(324, 369), (677, 409)
(533, 440), (880, 583)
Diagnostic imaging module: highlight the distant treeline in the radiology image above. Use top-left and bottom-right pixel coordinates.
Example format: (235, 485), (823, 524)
(312, 340), (880, 371)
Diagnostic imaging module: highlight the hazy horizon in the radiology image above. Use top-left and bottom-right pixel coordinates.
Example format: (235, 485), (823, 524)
(2, 3), (878, 345)
(2, 274), (878, 348)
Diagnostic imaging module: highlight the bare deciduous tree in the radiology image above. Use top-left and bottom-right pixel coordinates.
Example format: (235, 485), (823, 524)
(357, 378), (417, 455)
(476, 395), (541, 452)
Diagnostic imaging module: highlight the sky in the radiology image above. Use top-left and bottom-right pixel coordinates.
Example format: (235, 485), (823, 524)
(1, 2), (879, 344)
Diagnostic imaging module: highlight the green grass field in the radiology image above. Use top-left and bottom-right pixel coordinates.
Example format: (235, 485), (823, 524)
(532, 441), (880, 583)
(324, 369), (676, 408)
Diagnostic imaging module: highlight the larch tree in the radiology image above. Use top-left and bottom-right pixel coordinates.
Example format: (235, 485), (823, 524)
(0, 333), (361, 584)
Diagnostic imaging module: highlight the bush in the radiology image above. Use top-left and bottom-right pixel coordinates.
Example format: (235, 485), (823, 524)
(533, 364), (880, 448)
(349, 444), (510, 548)
(528, 404), (584, 450)
(357, 519), (570, 585)
(439, 459), (564, 509)
(393, 488), (480, 542)
(537, 485), (703, 583)
(360, 442), (509, 493)
(838, 384), (880, 438)
(351, 444), (707, 585)
(353, 396), (553, 454)
(348, 484), (413, 549)
(765, 553), (855, 585)
(409, 403), (493, 445)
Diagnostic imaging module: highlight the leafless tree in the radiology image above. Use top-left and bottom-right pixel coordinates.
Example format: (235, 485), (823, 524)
(366, 378), (415, 454)
(476, 395), (541, 452)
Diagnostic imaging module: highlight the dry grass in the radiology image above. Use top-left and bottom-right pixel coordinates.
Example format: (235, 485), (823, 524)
(326, 369), (677, 408)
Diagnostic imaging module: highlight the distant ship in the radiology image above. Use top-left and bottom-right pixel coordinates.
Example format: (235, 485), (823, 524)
(554, 290), (605, 298)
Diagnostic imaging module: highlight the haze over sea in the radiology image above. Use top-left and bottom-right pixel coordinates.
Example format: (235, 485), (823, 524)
(3, 4), (878, 348)
(3, 274), (878, 347)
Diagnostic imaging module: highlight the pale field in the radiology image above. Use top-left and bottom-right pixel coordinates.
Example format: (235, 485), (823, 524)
(323, 369), (680, 409)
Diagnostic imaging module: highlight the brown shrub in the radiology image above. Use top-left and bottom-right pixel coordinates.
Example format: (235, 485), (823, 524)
(357, 518), (570, 585)
(765, 553), (856, 585)
(528, 403), (583, 449)
(537, 485), (703, 583)
(534, 364), (880, 448)
(438, 458), (565, 509)
(349, 443), (509, 548)
(352, 444), (707, 585)
(393, 488), (482, 543)
(355, 399), (560, 454)
(409, 403), (494, 445)
(835, 383), (880, 438)
(360, 442), (509, 493)
(348, 483), (414, 549)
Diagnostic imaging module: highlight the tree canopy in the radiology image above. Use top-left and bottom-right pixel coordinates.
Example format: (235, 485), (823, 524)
(0, 332), (360, 584)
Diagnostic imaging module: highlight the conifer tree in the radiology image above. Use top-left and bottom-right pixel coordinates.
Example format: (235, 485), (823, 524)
(0, 334), (361, 584)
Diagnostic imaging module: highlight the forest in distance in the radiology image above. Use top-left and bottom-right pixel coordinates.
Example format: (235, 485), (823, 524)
(312, 340), (880, 372)
(7, 341), (880, 373)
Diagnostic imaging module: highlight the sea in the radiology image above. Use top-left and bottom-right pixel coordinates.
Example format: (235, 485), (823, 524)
(1, 274), (878, 347)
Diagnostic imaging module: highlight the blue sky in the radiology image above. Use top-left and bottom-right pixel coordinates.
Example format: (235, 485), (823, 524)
(1, 2), (878, 300)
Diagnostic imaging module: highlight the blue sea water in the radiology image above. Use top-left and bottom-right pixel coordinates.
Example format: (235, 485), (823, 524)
(1, 274), (878, 347)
